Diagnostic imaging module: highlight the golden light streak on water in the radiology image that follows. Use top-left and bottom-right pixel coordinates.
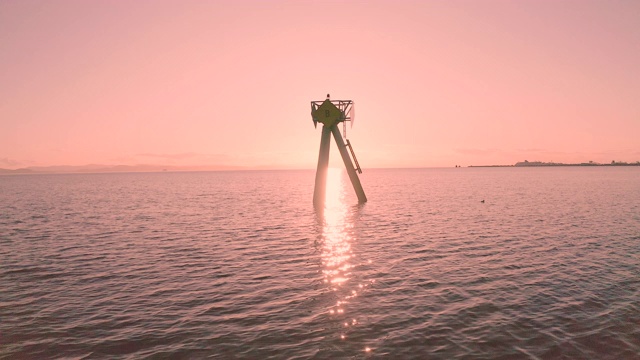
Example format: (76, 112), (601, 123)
(320, 168), (351, 295)
(317, 168), (375, 352)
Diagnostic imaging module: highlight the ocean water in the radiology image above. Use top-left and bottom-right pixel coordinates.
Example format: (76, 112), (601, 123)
(1, 167), (639, 359)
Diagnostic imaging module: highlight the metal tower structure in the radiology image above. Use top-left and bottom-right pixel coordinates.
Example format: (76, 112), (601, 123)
(311, 94), (367, 207)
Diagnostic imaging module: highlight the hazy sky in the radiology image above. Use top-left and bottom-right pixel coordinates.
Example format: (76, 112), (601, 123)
(2, 0), (639, 169)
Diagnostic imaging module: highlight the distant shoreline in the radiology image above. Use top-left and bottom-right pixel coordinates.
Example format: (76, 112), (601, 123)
(470, 161), (640, 168)
(2, 161), (640, 175)
(0, 164), (250, 175)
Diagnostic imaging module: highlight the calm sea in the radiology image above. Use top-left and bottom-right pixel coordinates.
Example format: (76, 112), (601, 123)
(1, 168), (639, 359)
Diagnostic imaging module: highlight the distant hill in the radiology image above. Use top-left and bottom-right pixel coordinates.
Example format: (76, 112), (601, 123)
(0, 164), (249, 175)
(0, 168), (33, 174)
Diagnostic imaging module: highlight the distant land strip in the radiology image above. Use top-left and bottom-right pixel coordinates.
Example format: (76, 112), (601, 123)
(470, 160), (640, 167)
(0, 164), (253, 175)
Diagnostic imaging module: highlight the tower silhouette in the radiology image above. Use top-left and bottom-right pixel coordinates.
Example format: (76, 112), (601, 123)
(311, 94), (366, 207)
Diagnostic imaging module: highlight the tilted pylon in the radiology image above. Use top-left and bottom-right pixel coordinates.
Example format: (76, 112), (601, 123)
(310, 94), (366, 207)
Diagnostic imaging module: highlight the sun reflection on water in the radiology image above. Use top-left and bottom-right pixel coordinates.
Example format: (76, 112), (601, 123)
(321, 169), (352, 291)
(316, 168), (374, 354)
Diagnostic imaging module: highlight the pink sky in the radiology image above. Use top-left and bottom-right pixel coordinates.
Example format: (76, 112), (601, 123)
(1, 0), (639, 169)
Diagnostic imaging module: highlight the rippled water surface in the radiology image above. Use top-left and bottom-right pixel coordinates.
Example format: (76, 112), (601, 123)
(1, 168), (639, 359)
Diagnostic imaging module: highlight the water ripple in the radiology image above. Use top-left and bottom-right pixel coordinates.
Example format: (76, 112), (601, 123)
(1, 168), (639, 358)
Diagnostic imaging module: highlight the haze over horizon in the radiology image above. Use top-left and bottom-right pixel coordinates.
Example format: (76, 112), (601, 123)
(2, 0), (639, 170)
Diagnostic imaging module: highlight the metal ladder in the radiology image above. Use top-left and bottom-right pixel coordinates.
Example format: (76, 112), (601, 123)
(345, 139), (362, 174)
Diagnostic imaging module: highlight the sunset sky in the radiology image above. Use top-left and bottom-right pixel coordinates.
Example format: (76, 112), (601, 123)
(2, 0), (639, 169)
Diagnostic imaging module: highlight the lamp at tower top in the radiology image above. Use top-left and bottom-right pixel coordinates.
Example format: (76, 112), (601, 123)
(310, 96), (355, 129)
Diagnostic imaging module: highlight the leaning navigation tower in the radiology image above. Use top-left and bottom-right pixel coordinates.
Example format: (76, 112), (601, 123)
(311, 94), (367, 207)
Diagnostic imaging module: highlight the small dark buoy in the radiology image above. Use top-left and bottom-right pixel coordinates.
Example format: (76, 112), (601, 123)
(481, 200), (485, 203)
